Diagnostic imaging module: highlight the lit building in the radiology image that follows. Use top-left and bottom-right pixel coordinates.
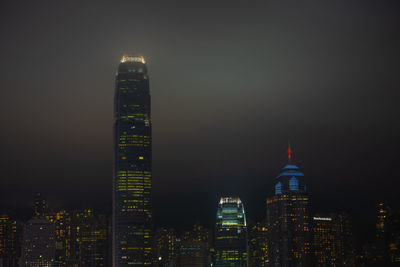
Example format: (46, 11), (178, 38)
(21, 219), (56, 267)
(373, 203), (400, 264)
(372, 202), (390, 263)
(215, 197), (248, 267)
(312, 216), (338, 266)
(44, 208), (110, 267)
(45, 209), (72, 267)
(176, 224), (211, 267)
(33, 193), (48, 219)
(154, 228), (178, 267)
(113, 55), (152, 266)
(387, 211), (400, 264)
(177, 240), (208, 267)
(248, 222), (269, 267)
(0, 214), (20, 266)
(266, 146), (311, 266)
(335, 213), (356, 266)
(67, 209), (110, 267)
(79, 211), (109, 267)
(190, 224), (212, 251)
(377, 202), (388, 238)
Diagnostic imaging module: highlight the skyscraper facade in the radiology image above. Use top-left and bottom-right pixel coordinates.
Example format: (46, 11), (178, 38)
(33, 193), (48, 219)
(335, 213), (356, 266)
(215, 197), (248, 267)
(177, 224), (211, 267)
(374, 203), (400, 264)
(45, 209), (72, 266)
(113, 55), (152, 266)
(312, 216), (338, 266)
(0, 214), (20, 266)
(248, 222), (269, 267)
(21, 219), (56, 267)
(266, 148), (311, 267)
(311, 213), (356, 266)
(154, 228), (178, 266)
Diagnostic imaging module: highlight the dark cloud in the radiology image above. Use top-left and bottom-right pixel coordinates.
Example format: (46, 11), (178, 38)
(1, 0), (399, 228)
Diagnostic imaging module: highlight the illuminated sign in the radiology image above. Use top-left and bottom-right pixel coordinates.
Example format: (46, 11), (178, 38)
(219, 197), (242, 204)
(313, 217), (332, 221)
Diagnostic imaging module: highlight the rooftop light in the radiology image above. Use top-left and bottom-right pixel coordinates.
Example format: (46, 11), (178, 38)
(120, 55), (146, 64)
(313, 217), (332, 221)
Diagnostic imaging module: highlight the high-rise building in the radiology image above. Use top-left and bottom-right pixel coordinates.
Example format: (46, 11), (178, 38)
(33, 193), (48, 219)
(312, 216), (338, 266)
(177, 240), (208, 267)
(0, 214), (20, 266)
(45, 209), (72, 267)
(387, 211), (400, 264)
(215, 197), (248, 267)
(177, 224), (211, 267)
(21, 219), (56, 267)
(113, 55), (152, 266)
(154, 228), (178, 267)
(373, 202), (390, 264)
(49, 209), (110, 267)
(374, 203), (400, 264)
(248, 222), (269, 267)
(335, 213), (356, 266)
(78, 211), (109, 267)
(376, 202), (388, 240)
(266, 146), (311, 266)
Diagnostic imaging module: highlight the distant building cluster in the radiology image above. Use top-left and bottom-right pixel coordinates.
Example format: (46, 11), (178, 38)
(0, 194), (110, 267)
(150, 159), (400, 267)
(359, 202), (400, 265)
(1, 193), (399, 266)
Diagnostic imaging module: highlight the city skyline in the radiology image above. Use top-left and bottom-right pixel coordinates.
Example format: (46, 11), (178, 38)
(1, 0), (400, 233)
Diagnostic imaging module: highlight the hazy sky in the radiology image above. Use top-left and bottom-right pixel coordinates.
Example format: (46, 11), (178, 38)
(1, 0), (399, 228)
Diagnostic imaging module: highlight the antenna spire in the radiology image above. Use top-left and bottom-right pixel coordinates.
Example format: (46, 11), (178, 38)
(288, 142), (292, 163)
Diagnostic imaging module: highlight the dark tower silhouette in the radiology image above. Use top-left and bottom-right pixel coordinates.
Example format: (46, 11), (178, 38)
(113, 55), (152, 266)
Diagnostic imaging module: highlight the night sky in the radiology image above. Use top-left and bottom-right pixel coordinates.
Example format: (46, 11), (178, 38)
(1, 0), (400, 231)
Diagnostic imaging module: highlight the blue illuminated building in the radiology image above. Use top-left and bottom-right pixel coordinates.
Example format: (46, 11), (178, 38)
(266, 146), (311, 266)
(274, 164), (305, 194)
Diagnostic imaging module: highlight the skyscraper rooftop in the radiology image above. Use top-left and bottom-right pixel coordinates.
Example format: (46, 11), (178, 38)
(219, 197), (242, 205)
(120, 55), (146, 63)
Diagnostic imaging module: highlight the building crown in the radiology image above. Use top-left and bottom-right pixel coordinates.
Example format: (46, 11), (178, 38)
(120, 55), (146, 64)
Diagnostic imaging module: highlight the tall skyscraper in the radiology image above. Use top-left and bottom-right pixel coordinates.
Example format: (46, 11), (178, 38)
(215, 197), (248, 267)
(266, 145), (311, 266)
(113, 55), (152, 266)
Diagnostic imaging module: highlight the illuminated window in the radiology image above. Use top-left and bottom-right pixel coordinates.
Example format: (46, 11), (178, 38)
(275, 182), (282, 195)
(289, 176), (299, 191)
